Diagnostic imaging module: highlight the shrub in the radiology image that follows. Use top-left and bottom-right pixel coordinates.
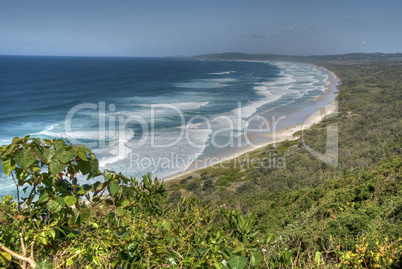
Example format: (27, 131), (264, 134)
(203, 179), (215, 192)
(186, 181), (201, 192)
(0, 136), (267, 268)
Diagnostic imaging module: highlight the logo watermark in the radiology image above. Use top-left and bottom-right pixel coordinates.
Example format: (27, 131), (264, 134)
(301, 103), (338, 167)
(63, 101), (338, 173)
(127, 152), (286, 173)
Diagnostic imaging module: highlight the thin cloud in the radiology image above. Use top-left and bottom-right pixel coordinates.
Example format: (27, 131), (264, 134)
(279, 27), (297, 34)
(250, 33), (266, 39)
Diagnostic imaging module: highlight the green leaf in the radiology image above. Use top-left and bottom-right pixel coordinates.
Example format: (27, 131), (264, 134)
(265, 234), (274, 243)
(66, 232), (77, 239)
(77, 160), (91, 175)
(4, 144), (16, 156)
(46, 229), (56, 239)
(108, 181), (119, 196)
(211, 244), (220, 253)
(53, 139), (67, 149)
(32, 166), (41, 173)
(56, 196), (65, 207)
(228, 256), (247, 269)
(90, 159), (99, 176)
(225, 246), (234, 256)
(120, 199), (130, 208)
(182, 257), (194, 264)
(43, 148), (55, 163)
(79, 208), (90, 222)
(218, 249), (231, 260)
(66, 258), (73, 266)
(0, 144), (7, 153)
(157, 243), (168, 254)
(64, 196), (77, 207)
(76, 144), (91, 153)
(233, 244), (244, 254)
(15, 151), (36, 170)
(116, 206), (126, 216)
(1, 158), (16, 176)
(43, 139), (52, 146)
(48, 159), (67, 175)
(162, 220), (172, 231)
(93, 181), (104, 192)
(67, 217), (76, 228)
(56, 149), (73, 164)
(37, 192), (50, 203)
(315, 251), (322, 265)
(38, 231), (48, 245)
(32, 138), (41, 146)
(47, 199), (62, 213)
(250, 252), (263, 267)
(280, 250), (292, 267)
(12, 137), (22, 144)
(220, 261), (230, 269)
(34, 146), (44, 161)
(78, 150), (88, 161)
(0, 251), (12, 264)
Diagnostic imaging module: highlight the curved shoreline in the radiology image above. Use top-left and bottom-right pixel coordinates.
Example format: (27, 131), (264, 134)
(163, 63), (339, 182)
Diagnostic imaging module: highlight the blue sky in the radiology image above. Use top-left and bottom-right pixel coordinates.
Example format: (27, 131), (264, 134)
(1, 0), (401, 57)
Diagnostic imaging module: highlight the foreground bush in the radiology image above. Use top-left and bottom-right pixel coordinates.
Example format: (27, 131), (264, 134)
(0, 136), (266, 268)
(1, 136), (401, 268)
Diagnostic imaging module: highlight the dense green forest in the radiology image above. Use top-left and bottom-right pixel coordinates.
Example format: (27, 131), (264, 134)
(1, 54), (401, 268)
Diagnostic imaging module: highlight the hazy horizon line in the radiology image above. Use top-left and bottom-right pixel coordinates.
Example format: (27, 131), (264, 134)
(1, 51), (401, 59)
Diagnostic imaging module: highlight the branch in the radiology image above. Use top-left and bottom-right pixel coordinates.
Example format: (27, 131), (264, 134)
(21, 183), (37, 212)
(0, 242), (37, 268)
(294, 241), (302, 267)
(20, 232), (26, 256)
(261, 248), (270, 269)
(20, 232), (27, 269)
(30, 241), (35, 260)
(10, 172), (20, 213)
(168, 246), (183, 260)
(147, 250), (151, 268)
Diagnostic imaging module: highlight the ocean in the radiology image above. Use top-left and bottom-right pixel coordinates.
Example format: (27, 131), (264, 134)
(0, 56), (336, 198)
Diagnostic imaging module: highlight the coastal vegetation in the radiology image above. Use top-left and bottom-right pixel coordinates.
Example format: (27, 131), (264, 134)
(1, 53), (401, 268)
(0, 137), (267, 268)
(167, 54), (402, 268)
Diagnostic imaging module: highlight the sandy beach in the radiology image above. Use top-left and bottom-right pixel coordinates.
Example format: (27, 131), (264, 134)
(163, 65), (339, 182)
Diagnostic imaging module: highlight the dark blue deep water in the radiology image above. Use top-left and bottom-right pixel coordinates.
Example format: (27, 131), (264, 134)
(0, 56), (334, 197)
